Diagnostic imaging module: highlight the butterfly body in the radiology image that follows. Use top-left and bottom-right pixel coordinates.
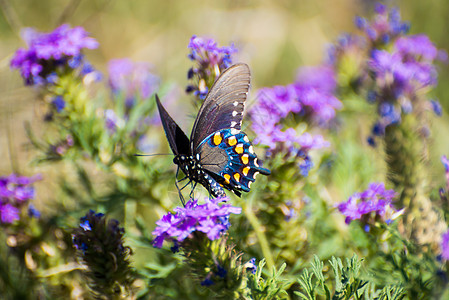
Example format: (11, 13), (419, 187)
(172, 154), (226, 198)
(156, 63), (270, 199)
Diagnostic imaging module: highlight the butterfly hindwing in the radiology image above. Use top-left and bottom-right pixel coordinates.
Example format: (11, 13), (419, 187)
(197, 129), (270, 194)
(190, 63), (250, 152)
(156, 94), (191, 156)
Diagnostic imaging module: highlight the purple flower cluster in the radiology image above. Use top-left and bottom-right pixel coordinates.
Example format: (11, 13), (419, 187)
(72, 210), (133, 293)
(369, 36), (441, 98)
(249, 65), (338, 175)
(328, 4), (446, 146)
(0, 174), (41, 224)
(295, 65), (342, 124)
(336, 182), (402, 231)
(72, 210), (124, 254)
(441, 230), (449, 261)
(11, 24), (99, 86)
(152, 197), (241, 249)
(354, 3), (409, 44)
(251, 65), (341, 130)
(186, 35), (237, 99)
(108, 58), (160, 106)
(366, 35), (445, 145)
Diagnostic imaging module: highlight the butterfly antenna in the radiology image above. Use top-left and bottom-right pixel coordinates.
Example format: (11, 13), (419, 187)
(133, 153), (173, 157)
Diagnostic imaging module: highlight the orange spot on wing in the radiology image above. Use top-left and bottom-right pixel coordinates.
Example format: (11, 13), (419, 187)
(235, 144), (244, 154)
(241, 154), (249, 165)
(242, 167), (250, 176)
(234, 173), (241, 182)
(213, 133), (222, 145)
(227, 136), (237, 146)
(223, 174), (231, 184)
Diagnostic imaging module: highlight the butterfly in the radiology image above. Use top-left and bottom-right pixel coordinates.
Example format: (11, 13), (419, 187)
(156, 63), (270, 201)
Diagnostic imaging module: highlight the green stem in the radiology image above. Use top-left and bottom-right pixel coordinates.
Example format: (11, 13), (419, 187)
(244, 194), (275, 270)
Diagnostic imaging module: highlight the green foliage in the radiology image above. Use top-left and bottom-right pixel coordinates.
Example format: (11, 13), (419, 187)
(296, 255), (406, 300)
(245, 259), (288, 300)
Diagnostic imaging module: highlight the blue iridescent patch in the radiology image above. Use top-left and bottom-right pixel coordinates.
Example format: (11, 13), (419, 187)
(201, 128), (270, 192)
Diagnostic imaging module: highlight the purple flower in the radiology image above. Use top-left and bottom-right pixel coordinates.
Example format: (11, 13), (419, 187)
(395, 35), (439, 61)
(244, 258), (257, 274)
(52, 96), (66, 113)
(336, 182), (402, 228)
(248, 66), (336, 174)
(0, 174), (40, 224)
(299, 155), (313, 177)
(152, 197), (241, 248)
(11, 24), (98, 85)
(186, 35), (237, 99)
(295, 65), (337, 94)
(0, 174), (41, 202)
(0, 204), (20, 224)
(442, 155), (449, 173)
(294, 65), (342, 124)
(430, 100), (443, 116)
(28, 204), (41, 218)
(368, 50), (418, 97)
(108, 58), (160, 105)
(249, 66), (341, 133)
(361, 4), (409, 43)
(188, 35), (236, 70)
(104, 109), (123, 134)
(441, 230), (449, 261)
(201, 277), (214, 286)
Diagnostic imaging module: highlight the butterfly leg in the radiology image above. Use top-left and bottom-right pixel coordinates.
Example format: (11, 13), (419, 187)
(174, 166), (187, 206)
(189, 182), (197, 200)
(179, 179), (192, 191)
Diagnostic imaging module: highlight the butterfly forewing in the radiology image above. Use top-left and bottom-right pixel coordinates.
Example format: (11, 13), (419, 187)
(156, 95), (191, 156)
(190, 63), (251, 153)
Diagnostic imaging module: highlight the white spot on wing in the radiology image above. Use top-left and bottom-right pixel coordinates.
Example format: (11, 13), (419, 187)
(254, 158), (259, 167)
(231, 128), (240, 135)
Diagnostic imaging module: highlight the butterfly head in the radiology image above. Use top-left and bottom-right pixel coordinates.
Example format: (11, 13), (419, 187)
(174, 154), (202, 180)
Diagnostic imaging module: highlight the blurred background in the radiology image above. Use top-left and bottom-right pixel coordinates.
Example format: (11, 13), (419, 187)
(0, 0), (448, 200)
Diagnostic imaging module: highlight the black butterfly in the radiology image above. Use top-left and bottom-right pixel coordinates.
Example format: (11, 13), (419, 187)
(156, 63), (270, 201)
